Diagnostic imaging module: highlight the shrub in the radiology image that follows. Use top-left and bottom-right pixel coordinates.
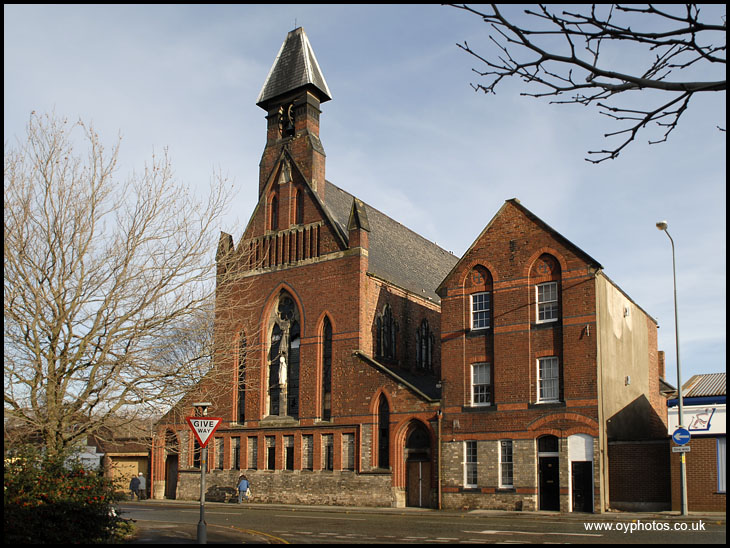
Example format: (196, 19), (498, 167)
(4, 446), (126, 544)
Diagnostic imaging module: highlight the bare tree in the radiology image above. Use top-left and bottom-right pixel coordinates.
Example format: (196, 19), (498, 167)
(451, 4), (726, 162)
(4, 112), (260, 458)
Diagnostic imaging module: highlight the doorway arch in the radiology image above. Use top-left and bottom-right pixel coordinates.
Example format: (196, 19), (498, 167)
(537, 434), (560, 511)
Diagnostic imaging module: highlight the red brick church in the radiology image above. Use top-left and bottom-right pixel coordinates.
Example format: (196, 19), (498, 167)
(152, 27), (668, 512)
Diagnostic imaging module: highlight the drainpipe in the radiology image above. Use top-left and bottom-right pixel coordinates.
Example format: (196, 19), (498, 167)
(437, 408), (442, 510)
(594, 270), (608, 513)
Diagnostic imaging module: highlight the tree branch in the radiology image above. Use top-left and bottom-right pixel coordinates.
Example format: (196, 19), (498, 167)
(450, 3), (726, 162)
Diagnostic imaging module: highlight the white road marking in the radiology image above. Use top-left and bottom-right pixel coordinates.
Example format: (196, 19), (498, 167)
(274, 514), (366, 520)
(466, 529), (602, 538)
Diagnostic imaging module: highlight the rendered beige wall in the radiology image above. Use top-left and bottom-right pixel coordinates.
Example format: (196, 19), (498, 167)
(596, 273), (652, 429)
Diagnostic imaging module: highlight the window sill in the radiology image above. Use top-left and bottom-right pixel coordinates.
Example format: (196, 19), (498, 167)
(528, 401), (565, 410)
(462, 405), (497, 413)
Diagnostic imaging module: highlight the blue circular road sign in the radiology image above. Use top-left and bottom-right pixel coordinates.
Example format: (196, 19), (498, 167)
(672, 427), (691, 446)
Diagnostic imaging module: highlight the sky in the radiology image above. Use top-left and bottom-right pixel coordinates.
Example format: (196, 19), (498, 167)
(4, 4), (726, 389)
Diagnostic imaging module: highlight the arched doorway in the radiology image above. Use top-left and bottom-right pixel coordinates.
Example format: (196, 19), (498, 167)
(164, 430), (179, 500)
(538, 435), (560, 511)
(405, 422), (432, 508)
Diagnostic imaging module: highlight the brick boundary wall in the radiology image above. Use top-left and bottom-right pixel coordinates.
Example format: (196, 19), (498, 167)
(608, 440), (670, 511)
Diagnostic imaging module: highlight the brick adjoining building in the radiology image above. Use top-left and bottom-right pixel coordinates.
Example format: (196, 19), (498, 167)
(436, 199), (668, 512)
(668, 373), (726, 512)
(152, 27), (669, 511)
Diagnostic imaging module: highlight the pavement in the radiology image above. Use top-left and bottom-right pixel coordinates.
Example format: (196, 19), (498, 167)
(122, 499), (726, 544)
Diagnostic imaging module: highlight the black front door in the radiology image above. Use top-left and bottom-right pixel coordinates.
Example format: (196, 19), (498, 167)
(571, 461), (593, 512)
(539, 456), (560, 510)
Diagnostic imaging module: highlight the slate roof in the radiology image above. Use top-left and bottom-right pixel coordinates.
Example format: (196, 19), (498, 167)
(354, 351), (440, 402)
(257, 27), (332, 108)
(323, 180), (459, 304)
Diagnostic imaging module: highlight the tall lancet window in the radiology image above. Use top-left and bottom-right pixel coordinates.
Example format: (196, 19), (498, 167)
(295, 189), (304, 225)
(378, 395), (390, 469)
(322, 317), (332, 420)
(268, 291), (300, 418)
(376, 305), (397, 363)
(416, 319), (434, 371)
(270, 195), (279, 231)
(237, 332), (247, 423)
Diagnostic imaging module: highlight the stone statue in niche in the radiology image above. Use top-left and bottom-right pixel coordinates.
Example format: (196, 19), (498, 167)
(274, 306), (292, 387)
(278, 355), (288, 388)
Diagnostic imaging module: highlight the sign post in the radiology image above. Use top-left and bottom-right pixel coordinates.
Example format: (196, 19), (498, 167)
(672, 427), (691, 446)
(671, 425), (691, 513)
(187, 403), (222, 544)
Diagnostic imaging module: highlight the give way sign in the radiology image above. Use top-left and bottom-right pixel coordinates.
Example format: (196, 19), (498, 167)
(186, 417), (223, 448)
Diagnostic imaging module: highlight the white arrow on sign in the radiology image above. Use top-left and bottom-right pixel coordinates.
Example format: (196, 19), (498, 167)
(186, 417), (223, 448)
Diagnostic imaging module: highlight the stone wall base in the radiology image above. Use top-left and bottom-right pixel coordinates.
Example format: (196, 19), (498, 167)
(176, 469), (395, 507)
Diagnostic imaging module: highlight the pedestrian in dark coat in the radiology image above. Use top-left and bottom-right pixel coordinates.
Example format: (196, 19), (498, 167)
(129, 475), (141, 501)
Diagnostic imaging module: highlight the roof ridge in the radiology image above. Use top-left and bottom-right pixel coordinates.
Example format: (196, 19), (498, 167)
(325, 179), (455, 257)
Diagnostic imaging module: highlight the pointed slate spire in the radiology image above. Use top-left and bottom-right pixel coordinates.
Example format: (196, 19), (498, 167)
(256, 27), (332, 109)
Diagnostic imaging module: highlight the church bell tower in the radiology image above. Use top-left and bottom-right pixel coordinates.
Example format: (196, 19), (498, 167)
(257, 27), (332, 200)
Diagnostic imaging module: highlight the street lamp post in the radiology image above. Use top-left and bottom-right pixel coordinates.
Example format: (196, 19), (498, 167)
(655, 221), (688, 516)
(193, 402), (212, 543)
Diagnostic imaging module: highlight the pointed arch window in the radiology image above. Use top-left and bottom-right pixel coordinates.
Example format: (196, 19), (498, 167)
(416, 319), (434, 371)
(295, 189), (304, 225)
(237, 332), (247, 423)
(376, 305), (397, 362)
(268, 291), (300, 418)
(270, 195), (279, 231)
(377, 395), (390, 469)
(322, 317), (332, 421)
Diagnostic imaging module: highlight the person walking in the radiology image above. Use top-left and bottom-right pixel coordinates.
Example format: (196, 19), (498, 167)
(237, 474), (250, 504)
(129, 474), (141, 501)
(137, 472), (146, 500)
